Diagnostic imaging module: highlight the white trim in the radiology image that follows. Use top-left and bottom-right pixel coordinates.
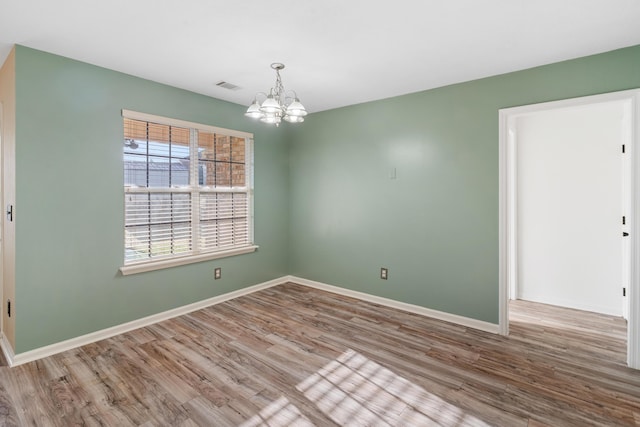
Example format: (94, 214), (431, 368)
(2, 276), (286, 367)
(498, 108), (509, 336)
(124, 187), (250, 194)
(287, 276), (500, 334)
(247, 137), (255, 245)
(120, 245), (259, 276)
(0, 101), (3, 340)
(122, 109), (253, 139)
(498, 88), (640, 369)
(0, 332), (14, 365)
(630, 91), (640, 369)
(498, 89), (640, 116)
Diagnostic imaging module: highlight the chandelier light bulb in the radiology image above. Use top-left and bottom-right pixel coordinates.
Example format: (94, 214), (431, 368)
(284, 115), (304, 123)
(285, 99), (307, 117)
(260, 93), (281, 114)
(260, 114), (281, 125)
(244, 99), (262, 118)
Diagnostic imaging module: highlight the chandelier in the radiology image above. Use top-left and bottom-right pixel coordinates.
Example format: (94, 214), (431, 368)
(245, 63), (307, 126)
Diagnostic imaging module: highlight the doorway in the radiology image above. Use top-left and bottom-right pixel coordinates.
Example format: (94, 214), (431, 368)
(498, 89), (640, 369)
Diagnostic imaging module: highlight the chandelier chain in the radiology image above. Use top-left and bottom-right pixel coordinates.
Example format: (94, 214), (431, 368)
(273, 69), (285, 108)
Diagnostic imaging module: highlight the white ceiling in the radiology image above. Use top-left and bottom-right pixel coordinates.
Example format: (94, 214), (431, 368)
(1, 0), (639, 113)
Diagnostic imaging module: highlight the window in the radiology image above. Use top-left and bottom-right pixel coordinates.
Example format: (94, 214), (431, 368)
(120, 110), (255, 275)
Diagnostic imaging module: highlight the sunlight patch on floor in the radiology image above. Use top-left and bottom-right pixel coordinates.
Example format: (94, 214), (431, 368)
(240, 396), (314, 427)
(296, 348), (490, 426)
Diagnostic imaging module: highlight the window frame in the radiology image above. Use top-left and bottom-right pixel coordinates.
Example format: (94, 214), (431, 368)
(119, 110), (257, 276)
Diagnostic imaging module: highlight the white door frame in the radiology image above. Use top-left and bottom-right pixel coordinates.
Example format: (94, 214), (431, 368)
(498, 88), (640, 369)
(0, 101), (3, 339)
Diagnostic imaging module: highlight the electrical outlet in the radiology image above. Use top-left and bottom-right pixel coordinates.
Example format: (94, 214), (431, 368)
(380, 268), (388, 280)
(214, 267), (222, 280)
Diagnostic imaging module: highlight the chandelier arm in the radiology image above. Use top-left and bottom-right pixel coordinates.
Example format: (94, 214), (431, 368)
(283, 90), (300, 106)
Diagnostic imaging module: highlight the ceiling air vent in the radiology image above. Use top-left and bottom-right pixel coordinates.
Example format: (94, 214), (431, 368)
(215, 81), (241, 91)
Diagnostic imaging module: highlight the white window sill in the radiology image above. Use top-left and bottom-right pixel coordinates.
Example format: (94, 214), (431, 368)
(119, 245), (259, 276)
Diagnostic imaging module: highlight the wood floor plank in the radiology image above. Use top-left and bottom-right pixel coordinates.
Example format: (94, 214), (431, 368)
(0, 371), (19, 427)
(0, 283), (639, 425)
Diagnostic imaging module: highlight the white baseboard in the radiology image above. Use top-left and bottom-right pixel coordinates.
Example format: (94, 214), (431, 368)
(286, 276), (500, 334)
(0, 332), (15, 366)
(2, 276), (287, 367)
(1, 275), (499, 367)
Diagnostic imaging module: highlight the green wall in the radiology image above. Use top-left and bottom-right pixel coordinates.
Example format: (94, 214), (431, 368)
(14, 46), (290, 353)
(288, 45), (640, 324)
(10, 44), (640, 352)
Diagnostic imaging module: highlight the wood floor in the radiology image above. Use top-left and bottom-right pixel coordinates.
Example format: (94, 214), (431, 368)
(0, 282), (637, 426)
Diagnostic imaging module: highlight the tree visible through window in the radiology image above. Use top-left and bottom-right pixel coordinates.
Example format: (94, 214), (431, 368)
(122, 113), (253, 266)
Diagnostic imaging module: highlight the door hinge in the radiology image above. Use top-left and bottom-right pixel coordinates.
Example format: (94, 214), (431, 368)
(623, 144), (626, 153)
(623, 287), (627, 297)
(623, 216), (626, 225)
(7, 300), (10, 317)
